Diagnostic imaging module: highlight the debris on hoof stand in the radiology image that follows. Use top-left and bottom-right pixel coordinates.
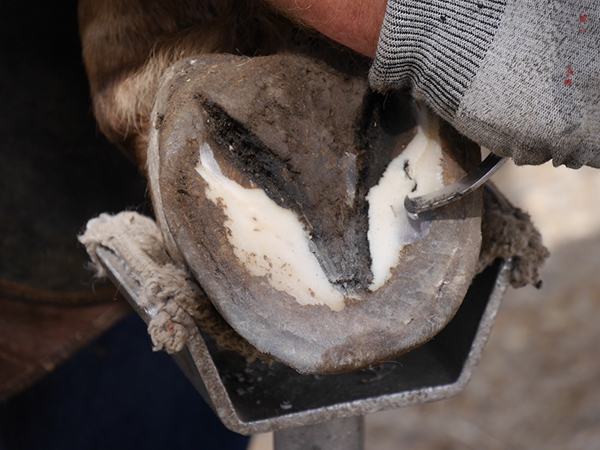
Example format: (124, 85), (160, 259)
(148, 52), (483, 374)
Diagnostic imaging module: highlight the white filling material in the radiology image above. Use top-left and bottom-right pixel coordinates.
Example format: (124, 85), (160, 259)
(194, 106), (447, 307)
(195, 143), (346, 312)
(366, 109), (444, 291)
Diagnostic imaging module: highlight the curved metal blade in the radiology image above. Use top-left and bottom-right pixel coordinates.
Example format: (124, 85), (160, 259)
(404, 153), (508, 220)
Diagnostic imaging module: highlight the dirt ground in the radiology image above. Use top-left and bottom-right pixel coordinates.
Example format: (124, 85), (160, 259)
(250, 161), (600, 449)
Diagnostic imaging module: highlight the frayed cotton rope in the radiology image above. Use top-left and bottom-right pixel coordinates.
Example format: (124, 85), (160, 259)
(79, 212), (211, 354)
(477, 185), (550, 288)
(79, 212), (267, 362)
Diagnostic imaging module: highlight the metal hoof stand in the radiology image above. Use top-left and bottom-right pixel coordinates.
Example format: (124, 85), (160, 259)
(97, 246), (511, 449)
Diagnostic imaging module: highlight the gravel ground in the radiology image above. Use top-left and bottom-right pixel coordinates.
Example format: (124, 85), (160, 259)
(250, 161), (600, 450)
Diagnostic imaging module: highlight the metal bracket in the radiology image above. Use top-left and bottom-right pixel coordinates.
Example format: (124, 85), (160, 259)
(97, 246), (510, 437)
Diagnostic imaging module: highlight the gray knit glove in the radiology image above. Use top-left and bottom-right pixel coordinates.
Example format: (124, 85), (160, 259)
(369, 0), (600, 169)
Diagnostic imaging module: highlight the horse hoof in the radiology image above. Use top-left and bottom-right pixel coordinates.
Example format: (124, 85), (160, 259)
(148, 52), (482, 374)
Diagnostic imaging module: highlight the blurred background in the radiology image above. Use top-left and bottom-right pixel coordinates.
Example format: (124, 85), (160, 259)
(251, 162), (600, 450)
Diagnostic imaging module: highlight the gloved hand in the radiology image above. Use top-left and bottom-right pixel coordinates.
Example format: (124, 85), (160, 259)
(268, 0), (600, 169)
(370, 0), (600, 169)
